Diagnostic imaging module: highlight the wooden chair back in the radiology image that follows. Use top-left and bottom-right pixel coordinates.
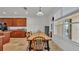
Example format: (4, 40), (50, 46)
(32, 36), (45, 51)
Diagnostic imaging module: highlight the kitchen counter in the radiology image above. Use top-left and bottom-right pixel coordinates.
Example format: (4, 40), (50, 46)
(0, 31), (10, 51)
(0, 36), (4, 51)
(10, 30), (26, 38)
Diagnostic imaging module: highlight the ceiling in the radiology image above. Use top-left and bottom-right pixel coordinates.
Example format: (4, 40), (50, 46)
(0, 7), (59, 18)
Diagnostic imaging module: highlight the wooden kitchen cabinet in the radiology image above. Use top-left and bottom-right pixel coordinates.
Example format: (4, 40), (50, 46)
(0, 31), (10, 51)
(0, 18), (13, 26)
(2, 31), (10, 44)
(13, 18), (26, 26)
(0, 39), (3, 51)
(2, 18), (13, 26)
(0, 36), (4, 51)
(10, 30), (26, 38)
(0, 18), (3, 22)
(0, 18), (26, 26)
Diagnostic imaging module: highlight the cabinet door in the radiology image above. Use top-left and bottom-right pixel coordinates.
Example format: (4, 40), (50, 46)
(0, 37), (3, 51)
(7, 18), (13, 26)
(0, 18), (3, 22)
(3, 18), (13, 26)
(0, 18), (26, 26)
(14, 18), (26, 26)
(10, 30), (26, 38)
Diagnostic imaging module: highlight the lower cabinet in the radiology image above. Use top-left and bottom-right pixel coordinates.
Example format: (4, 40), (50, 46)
(0, 36), (3, 51)
(2, 32), (10, 44)
(0, 31), (10, 51)
(10, 30), (26, 38)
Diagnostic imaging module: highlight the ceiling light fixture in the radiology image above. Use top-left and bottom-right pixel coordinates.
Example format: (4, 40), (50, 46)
(36, 7), (44, 16)
(24, 7), (28, 15)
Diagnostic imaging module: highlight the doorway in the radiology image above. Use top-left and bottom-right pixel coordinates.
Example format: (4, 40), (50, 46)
(45, 26), (49, 36)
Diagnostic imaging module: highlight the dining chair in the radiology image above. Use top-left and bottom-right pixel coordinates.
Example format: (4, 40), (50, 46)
(31, 36), (45, 51)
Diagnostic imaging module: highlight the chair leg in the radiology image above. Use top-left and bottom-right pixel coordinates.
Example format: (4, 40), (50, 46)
(29, 41), (32, 51)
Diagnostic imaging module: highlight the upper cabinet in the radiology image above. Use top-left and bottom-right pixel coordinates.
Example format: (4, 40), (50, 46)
(0, 18), (27, 26)
(2, 18), (13, 26)
(13, 18), (26, 26)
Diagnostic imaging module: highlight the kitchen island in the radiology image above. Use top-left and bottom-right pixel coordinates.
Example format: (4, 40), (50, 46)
(0, 31), (10, 51)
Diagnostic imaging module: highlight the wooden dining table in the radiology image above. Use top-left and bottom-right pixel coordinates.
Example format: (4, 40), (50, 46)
(27, 32), (52, 51)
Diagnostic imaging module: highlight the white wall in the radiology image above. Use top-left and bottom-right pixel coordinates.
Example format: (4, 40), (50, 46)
(7, 16), (50, 33)
(27, 16), (50, 32)
(48, 7), (79, 50)
(50, 7), (79, 21)
(49, 7), (79, 35)
(62, 7), (79, 16)
(71, 16), (79, 43)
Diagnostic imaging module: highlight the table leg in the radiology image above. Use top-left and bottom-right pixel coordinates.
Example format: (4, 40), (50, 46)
(46, 40), (50, 51)
(29, 40), (32, 51)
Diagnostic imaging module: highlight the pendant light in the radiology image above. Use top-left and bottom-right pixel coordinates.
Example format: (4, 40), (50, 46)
(36, 7), (44, 16)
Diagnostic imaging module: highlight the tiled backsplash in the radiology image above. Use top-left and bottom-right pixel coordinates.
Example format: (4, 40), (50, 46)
(8, 27), (27, 31)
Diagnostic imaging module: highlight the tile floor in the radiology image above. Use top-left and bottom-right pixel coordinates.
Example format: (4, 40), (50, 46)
(3, 38), (63, 51)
